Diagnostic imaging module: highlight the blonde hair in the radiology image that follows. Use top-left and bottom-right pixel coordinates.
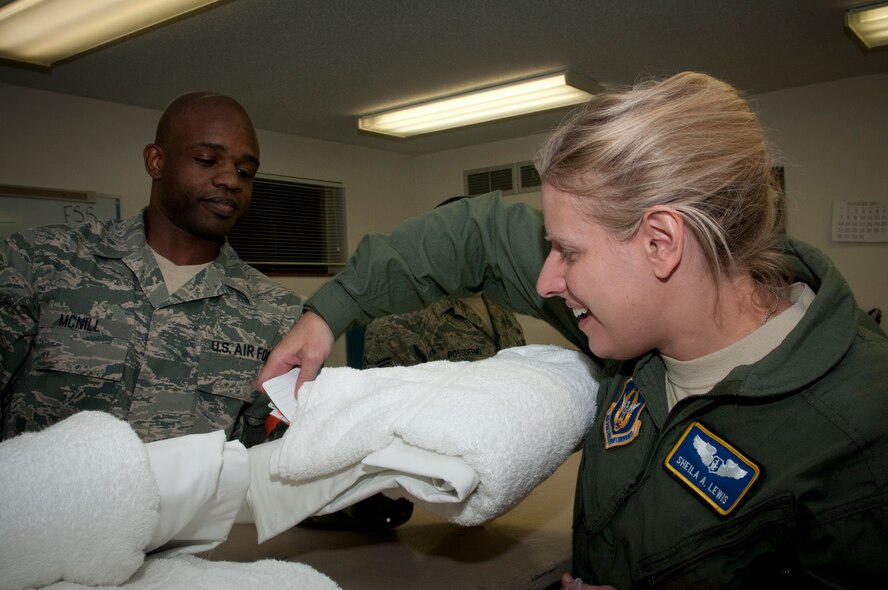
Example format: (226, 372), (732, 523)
(535, 71), (789, 289)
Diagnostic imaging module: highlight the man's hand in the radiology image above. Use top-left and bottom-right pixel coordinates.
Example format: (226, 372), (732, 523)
(258, 311), (334, 397)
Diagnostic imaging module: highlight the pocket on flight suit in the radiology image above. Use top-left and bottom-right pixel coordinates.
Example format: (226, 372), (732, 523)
(32, 308), (132, 381)
(22, 309), (133, 422)
(635, 493), (798, 589)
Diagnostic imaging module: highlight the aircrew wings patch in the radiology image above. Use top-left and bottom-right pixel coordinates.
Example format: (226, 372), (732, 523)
(664, 422), (761, 516)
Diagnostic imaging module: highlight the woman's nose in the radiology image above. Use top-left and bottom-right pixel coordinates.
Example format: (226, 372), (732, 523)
(536, 251), (566, 298)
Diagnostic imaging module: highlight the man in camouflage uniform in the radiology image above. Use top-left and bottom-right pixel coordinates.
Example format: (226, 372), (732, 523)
(362, 292), (526, 368)
(0, 92), (303, 443)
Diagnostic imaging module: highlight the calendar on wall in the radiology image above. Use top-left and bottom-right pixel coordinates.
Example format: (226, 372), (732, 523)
(831, 200), (888, 243)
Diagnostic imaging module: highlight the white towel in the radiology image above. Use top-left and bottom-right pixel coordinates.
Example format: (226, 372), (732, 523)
(0, 411), (159, 590)
(41, 554), (341, 590)
(271, 344), (599, 525)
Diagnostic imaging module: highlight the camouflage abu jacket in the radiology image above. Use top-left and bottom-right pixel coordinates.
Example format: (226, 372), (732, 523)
(362, 295), (525, 368)
(0, 211), (303, 442)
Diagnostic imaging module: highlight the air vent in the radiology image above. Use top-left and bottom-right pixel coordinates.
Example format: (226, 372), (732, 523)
(465, 165), (514, 196)
(464, 161), (541, 196)
(227, 174), (347, 276)
(518, 162), (542, 190)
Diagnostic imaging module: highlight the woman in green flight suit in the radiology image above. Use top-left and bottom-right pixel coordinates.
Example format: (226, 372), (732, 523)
(261, 72), (888, 588)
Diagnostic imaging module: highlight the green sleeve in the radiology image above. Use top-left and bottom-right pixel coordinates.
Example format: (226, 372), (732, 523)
(307, 191), (589, 353)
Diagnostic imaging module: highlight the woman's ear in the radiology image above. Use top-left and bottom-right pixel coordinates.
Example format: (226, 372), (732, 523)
(639, 206), (685, 280)
(143, 144), (163, 180)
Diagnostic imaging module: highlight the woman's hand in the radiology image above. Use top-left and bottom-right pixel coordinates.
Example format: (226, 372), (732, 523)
(561, 572), (617, 590)
(258, 311), (334, 397)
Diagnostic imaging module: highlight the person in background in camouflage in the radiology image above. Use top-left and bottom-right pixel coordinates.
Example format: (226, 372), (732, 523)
(0, 91), (303, 443)
(362, 196), (526, 369)
(363, 196), (526, 369)
(362, 291), (526, 367)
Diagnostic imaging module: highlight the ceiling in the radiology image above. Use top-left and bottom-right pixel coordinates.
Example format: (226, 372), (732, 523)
(1, 0), (887, 156)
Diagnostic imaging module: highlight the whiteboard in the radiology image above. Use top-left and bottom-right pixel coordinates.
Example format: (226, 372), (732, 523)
(0, 194), (121, 238)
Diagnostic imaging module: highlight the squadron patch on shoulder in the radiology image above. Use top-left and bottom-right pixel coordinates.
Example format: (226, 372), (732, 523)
(664, 422), (761, 516)
(603, 378), (646, 449)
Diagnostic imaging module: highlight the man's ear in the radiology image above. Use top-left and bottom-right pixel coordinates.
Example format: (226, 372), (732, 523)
(639, 206), (684, 280)
(143, 144), (163, 180)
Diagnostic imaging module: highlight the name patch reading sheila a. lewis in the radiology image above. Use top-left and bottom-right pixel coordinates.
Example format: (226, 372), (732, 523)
(665, 422), (760, 516)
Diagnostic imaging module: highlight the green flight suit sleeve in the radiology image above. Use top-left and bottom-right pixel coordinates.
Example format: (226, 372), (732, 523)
(307, 192), (589, 353)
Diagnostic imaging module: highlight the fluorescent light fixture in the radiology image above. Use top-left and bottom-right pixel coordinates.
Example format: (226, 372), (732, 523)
(847, 1), (888, 49)
(0, 0), (222, 67)
(358, 72), (602, 138)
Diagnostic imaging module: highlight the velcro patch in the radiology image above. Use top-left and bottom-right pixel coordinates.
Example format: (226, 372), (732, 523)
(664, 422), (760, 516)
(603, 378), (646, 449)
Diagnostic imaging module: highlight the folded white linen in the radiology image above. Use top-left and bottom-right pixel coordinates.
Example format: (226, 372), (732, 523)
(245, 438), (370, 543)
(0, 412), (343, 589)
(247, 437), (478, 542)
(270, 344), (599, 526)
(145, 432), (250, 556)
(41, 554), (341, 590)
(0, 411), (159, 590)
(359, 437), (479, 505)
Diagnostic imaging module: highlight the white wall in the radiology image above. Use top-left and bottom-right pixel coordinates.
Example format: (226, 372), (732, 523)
(414, 72), (888, 321)
(2, 72), (885, 367)
(752, 73), (888, 315)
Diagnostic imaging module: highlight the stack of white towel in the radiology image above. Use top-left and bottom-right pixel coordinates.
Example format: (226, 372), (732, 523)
(265, 345), (599, 529)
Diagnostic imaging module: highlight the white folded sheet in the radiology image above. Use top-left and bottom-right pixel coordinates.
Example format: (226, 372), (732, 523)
(247, 436), (480, 542)
(144, 431), (250, 556)
(267, 344), (599, 527)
